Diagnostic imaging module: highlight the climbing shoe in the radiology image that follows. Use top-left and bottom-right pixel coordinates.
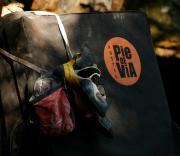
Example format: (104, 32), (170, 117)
(53, 54), (108, 117)
(69, 82), (115, 139)
(88, 115), (115, 139)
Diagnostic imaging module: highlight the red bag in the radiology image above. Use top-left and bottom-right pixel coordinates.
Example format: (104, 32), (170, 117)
(29, 70), (75, 136)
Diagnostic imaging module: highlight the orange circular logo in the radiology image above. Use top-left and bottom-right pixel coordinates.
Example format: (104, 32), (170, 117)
(104, 37), (141, 86)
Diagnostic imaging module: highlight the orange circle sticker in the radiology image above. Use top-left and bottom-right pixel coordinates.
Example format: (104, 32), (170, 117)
(104, 37), (141, 86)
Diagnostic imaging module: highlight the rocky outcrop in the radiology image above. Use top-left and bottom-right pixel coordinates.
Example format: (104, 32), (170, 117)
(31, 0), (59, 13)
(1, 0), (125, 14)
(1, 1), (24, 17)
(110, 0), (124, 11)
(94, 0), (124, 12)
(30, 0), (123, 13)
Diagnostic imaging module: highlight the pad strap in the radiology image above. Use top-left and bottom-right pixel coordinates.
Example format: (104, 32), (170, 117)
(28, 11), (73, 60)
(0, 11), (73, 72)
(0, 48), (41, 73)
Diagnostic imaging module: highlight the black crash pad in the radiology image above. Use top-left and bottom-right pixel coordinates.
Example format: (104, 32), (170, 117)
(0, 11), (180, 156)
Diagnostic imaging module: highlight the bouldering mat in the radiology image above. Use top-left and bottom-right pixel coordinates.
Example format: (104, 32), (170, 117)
(0, 11), (180, 156)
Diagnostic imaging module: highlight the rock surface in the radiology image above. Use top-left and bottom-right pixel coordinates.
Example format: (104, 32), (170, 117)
(110, 0), (124, 11)
(1, 1), (24, 17)
(30, 0), (123, 13)
(2, 0), (125, 14)
(31, 0), (59, 13)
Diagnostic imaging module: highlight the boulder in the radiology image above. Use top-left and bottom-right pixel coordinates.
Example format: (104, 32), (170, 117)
(1, 1), (24, 17)
(110, 0), (124, 11)
(31, 0), (59, 13)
